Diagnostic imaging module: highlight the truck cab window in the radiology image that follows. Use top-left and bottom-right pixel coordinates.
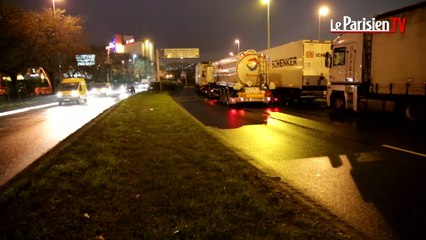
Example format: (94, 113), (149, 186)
(333, 47), (346, 66)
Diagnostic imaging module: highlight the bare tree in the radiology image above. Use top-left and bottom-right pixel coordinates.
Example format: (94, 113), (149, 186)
(32, 8), (89, 91)
(0, 1), (38, 100)
(0, 2), (88, 100)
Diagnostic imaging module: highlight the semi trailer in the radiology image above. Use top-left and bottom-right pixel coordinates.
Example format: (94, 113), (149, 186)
(326, 2), (426, 121)
(260, 40), (331, 103)
(195, 62), (217, 98)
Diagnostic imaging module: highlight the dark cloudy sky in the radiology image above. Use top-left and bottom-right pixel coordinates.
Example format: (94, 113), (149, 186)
(13, 0), (420, 61)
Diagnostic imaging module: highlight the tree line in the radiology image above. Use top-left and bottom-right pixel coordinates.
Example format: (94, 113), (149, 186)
(0, 0), (90, 100)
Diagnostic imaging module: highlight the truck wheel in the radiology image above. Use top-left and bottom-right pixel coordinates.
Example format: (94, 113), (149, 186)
(404, 102), (424, 122)
(58, 101), (62, 106)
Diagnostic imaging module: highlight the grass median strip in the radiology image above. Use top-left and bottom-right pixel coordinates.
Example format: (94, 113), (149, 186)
(0, 92), (349, 239)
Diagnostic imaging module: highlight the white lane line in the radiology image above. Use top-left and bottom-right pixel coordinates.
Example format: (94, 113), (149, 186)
(0, 103), (57, 117)
(382, 144), (426, 158)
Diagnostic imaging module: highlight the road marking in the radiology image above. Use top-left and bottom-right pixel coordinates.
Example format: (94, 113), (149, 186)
(382, 144), (426, 158)
(0, 103), (57, 117)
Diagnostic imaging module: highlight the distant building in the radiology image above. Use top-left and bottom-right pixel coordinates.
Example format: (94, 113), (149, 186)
(124, 40), (154, 62)
(106, 34), (154, 62)
(109, 34), (134, 53)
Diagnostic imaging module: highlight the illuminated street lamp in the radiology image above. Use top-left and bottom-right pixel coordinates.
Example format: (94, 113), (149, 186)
(261, 0), (271, 49)
(318, 6), (329, 41)
(235, 39), (240, 53)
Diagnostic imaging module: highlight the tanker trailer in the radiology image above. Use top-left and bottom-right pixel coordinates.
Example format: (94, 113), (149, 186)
(212, 50), (275, 105)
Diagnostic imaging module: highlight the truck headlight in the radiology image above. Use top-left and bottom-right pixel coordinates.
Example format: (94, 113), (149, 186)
(71, 90), (79, 97)
(56, 92), (63, 98)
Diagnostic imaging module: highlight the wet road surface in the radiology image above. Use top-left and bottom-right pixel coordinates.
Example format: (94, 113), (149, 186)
(0, 96), (122, 185)
(173, 87), (426, 240)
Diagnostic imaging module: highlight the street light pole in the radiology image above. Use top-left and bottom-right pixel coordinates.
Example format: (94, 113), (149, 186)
(156, 48), (162, 91)
(180, 57), (186, 86)
(52, 0), (56, 16)
(318, 13), (321, 41)
(318, 6), (329, 41)
(235, 39), (240, 54)
(180, 57), (183, 73)
(261, 0), (271, 49)
(51, 0), (63, 83)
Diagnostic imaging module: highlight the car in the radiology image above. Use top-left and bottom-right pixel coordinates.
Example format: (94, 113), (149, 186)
(90, 82), (112, 97)
(137, 80), (150, 92)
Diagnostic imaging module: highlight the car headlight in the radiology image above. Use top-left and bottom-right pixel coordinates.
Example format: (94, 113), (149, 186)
(56, 92), (63, 98)
(71, 90), (79, 97)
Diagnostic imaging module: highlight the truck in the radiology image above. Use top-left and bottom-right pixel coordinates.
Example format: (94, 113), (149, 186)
(260, 40), (331, 103)
(195, 62), (217, 98)
(33, 67), (53, 95)
(57, 78), (88, 105)
(212, 50), (275, 105)
(0, 67), (52, 97)
(326, 2), (426, 121)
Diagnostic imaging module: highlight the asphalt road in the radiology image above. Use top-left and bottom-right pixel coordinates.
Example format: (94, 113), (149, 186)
(0, 95), (124, 186)
(172, 87), (426, 240)
(1, 88), (424, 239)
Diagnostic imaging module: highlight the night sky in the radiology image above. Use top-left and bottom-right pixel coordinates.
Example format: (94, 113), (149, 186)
(13, 0), (420, 61)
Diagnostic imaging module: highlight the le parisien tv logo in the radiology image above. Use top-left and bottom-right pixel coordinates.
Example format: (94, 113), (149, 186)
(330, 16), (406, 33)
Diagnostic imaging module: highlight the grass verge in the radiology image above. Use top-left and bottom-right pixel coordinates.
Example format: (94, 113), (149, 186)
(0, 92), (350, 239)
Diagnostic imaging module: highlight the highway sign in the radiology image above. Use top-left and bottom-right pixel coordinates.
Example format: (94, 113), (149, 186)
(161, 48), (199, 58)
